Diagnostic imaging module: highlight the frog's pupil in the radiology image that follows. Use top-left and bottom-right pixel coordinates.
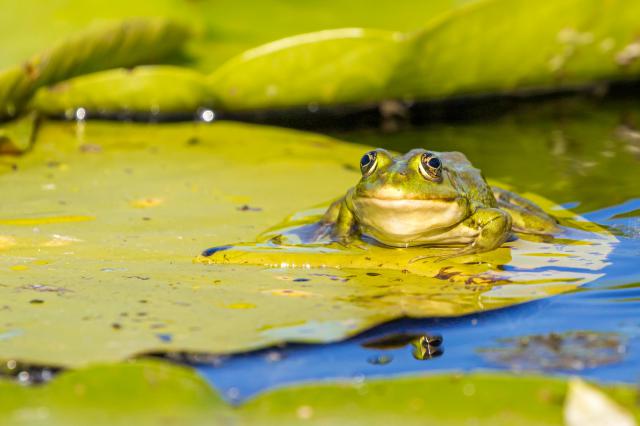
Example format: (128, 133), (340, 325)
(428, 157), (441, 168)
(360, 152), (376, 171)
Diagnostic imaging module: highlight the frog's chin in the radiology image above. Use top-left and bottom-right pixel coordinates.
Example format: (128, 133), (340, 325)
(352, 197), (469, 239)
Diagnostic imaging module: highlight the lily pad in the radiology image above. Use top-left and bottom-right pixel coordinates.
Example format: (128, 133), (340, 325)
(208, 28), (406, 111)
(388, 0), (640, 100)
(31, 66), (216, 118)
(0, 121), (614, 367)
(0, 18), (191, 119)
(1, 360), (638, 425)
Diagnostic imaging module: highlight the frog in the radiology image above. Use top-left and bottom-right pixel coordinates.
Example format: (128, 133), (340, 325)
(318, 148), (559, 259)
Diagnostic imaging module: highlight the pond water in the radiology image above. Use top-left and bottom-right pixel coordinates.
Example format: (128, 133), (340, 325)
(196, 97), (640, 402)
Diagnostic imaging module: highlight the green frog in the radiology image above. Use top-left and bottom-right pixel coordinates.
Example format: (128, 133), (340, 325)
(320, 148), (559, 259)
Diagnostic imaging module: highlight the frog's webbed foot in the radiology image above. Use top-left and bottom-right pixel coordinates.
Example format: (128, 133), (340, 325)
(409, 246), (481, 263)
(491, 186), (559, 235)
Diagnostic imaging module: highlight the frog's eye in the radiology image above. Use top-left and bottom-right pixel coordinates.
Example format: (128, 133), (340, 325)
(419, 153), (442, 181)
(360, 151), (378, 176)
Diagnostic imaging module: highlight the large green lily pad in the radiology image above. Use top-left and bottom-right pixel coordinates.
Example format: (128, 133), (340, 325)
(0, 121), (614, 367)
(1, 360), (638, 425)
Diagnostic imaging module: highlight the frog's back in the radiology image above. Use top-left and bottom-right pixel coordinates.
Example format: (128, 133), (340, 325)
(438, 151), (497, 208)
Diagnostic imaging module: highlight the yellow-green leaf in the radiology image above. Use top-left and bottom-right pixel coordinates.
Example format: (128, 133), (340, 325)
(0, 18), (191, 119)
(209, 28), (406, 110)
(31, 66), (216, 117)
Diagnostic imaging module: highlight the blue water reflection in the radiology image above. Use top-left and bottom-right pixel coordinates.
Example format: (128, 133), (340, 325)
(196, 199), (640, 403)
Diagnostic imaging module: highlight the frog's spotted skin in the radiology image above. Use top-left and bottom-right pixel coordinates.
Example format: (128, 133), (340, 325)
(321, 148), (559, 258)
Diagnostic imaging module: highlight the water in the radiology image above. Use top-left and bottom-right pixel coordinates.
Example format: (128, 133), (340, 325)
(194, 97), (640, 403)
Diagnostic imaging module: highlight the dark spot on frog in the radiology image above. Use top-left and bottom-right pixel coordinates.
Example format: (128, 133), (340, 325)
(111, 323), (122, 330)
(126, 276), (150, 281)
(293, 278), (310, 282)
(202, 245), (234, 257)
(186, 137), (200, 146)
(142, 217), (151, 221)
(366, 272), (381, 277)
(29, 299), (44, 304)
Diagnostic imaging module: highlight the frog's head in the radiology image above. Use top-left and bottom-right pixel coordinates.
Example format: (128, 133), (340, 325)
(349, 148), (470, 244)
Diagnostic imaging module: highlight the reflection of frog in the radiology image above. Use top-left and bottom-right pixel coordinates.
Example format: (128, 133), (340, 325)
(321, 148), (558, 259)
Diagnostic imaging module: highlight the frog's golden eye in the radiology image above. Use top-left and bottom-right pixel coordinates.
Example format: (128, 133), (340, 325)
(360, 151), (378, 176)
(419, 152), (442, 181)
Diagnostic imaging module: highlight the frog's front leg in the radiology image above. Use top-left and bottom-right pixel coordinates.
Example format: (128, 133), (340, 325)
(316, 197), (357, 243)
(436, 208), (512, 260)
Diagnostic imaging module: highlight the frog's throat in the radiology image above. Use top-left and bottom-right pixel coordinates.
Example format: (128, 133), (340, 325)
(351, 196), (469, 239)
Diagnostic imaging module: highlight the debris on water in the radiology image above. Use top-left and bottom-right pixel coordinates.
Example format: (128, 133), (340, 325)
(478, 331), (627, 371)
(367, 354), (393, 365)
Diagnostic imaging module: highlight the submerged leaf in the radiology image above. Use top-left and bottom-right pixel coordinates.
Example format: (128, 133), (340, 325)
(0, 18), (191, 119)
(31, 66), (216, 117)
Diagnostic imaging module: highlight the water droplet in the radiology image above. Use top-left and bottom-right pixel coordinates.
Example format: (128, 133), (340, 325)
(74, 107), (86, 121)
(199, 109), (215, 122)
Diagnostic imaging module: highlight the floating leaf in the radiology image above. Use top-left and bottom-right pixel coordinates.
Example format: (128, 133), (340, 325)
(1, 361), (639, 426)
(209, 28), (406, 110)
(389, 0), (640, 100)
(0, 18), (191, 119)
(0, 112), (39, 154)
(31, 67), (216, 118)
(0, 120), (616, 367)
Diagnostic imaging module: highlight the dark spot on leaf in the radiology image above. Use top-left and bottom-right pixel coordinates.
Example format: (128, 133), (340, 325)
(156, 333), (173, 343)
(111, 323), (122, 330)
(293, 278), (310, 282)
(29, 299), (44, 304)
(366, 272), (381, 277)
(202, 245), (234, 257)
(237, 204), (262, 212)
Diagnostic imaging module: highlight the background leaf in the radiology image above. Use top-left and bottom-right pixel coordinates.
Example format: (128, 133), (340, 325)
(388, 0), (640, 100)
(0, 18), (191, 119)
(1, 361), (638, 425)
(208, 29), (405, 110)
(31, 66), (216, 117)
